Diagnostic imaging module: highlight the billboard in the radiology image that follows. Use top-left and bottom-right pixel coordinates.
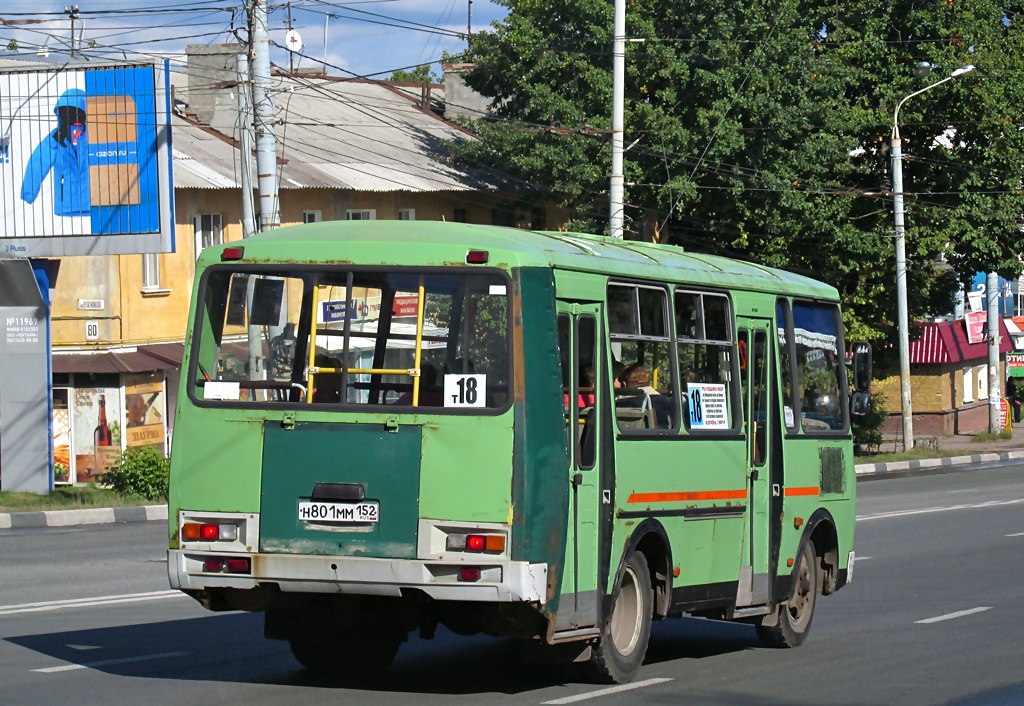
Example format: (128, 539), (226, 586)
(0, 60), (174, 257)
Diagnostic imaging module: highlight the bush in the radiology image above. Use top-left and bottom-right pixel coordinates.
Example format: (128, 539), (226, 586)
(105, 446), (169, 501)
(852, 391), (888, 453)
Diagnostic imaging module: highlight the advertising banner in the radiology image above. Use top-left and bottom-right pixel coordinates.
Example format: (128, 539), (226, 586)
(125, 373), (165, 454)
(0, 61), (174, 257)
(73, 387), (122, 483)
(53, 390), (72, 484)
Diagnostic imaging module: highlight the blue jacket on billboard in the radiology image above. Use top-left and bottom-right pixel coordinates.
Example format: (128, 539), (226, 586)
(20, 88), (91, 217)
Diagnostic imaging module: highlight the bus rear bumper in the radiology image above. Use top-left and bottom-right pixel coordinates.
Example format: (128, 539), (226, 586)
(167, 549), (549, 604)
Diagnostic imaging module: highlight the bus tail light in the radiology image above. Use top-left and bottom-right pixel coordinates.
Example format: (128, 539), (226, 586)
(202, 557), (251, 574)
(460, 567), (481, 582)
(222, 246), (244, 261)
(466, 250), (489, 264)
(183, 522), (238, 542)
(447, 533), (505, 553)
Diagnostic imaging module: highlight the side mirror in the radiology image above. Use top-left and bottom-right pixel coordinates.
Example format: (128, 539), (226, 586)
(851, 341), (872, 393)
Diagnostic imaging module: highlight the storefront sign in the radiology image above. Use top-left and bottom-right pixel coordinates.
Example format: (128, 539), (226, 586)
(965, 311), (987, 344)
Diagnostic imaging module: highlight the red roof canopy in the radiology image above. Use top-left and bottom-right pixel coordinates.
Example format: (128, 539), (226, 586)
(910, 319), (1013, 365)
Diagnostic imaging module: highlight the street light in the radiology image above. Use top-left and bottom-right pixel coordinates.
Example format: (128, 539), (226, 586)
(891, 64), (975, 452)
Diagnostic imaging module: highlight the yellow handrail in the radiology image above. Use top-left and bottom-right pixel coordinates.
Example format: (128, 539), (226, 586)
(306, 284), (320, 404)
(412, 284), (425, 405)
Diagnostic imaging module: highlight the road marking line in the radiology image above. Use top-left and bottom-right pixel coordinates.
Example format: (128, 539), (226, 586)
(857, 498), (1024, 522)
(541, 678), (674, 704)
(915, 607), (992, 625)
(33, 651), (188, 673)
(0, 590), (185, 616)
(1007, 532), (1024, 537)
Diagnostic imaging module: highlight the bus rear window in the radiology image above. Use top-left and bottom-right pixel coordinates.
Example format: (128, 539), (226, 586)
(190, 268), (511, 411)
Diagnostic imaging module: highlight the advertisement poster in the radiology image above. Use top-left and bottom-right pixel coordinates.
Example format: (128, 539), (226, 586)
(125, 373), (165, 454)
(52, 389), (72, 484)
(0, 62), (172, 257)
(73, 386), (122, 483)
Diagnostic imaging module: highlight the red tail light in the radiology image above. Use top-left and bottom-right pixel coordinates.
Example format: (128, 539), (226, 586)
(459, 567), (481, 582)
(226, 558), (251, 574)
(466, 250), (489, 264)
(222, 246), (244, 261)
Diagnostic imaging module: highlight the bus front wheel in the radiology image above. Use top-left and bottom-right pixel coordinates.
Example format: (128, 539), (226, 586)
(584, 550), (653, 684)
(757, 542), (818, 648)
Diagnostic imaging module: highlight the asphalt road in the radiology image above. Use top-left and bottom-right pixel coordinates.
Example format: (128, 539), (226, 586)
(1, 463), (1022, 706)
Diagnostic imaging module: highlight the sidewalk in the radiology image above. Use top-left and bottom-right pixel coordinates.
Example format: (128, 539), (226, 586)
(855, 422), (1024, 477)
(3, 428), (1023, 530)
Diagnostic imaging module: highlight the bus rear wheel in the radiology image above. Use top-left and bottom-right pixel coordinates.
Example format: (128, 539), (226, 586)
(757, 542), (818, 648)
(583, 550), (653, 684)
(289, 629), (403, 677)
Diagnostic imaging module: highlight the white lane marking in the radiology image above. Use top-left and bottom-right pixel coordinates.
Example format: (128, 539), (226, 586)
(1007, 532), (1024, 537)
(915, 607), (992, 625)
(857, 497), (1024, 522)
(541, 678), (674, 704)
(33, 650), (188, 673)
(0, 590), (185, 616)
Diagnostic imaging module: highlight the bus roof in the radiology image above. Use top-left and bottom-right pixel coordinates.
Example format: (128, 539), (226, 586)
(207, 221), (838, 300)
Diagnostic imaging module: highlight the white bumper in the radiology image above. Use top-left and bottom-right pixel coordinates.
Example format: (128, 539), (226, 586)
(168, 549), (549, 604)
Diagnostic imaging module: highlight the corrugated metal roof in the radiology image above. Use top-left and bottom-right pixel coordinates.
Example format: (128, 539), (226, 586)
(911, 319), (1013, 364)
(172, 75), (504, 193)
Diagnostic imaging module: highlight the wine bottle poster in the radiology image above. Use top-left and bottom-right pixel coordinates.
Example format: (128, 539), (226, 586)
(125, 374), (165, 454)
(73, 387), (122, 484)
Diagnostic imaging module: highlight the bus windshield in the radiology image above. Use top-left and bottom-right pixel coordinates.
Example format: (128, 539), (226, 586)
(189, 267), (511, 410)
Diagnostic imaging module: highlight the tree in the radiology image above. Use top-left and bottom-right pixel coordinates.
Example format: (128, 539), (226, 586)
(455, 0), (1024, 356)
(390, 64), (439, 83)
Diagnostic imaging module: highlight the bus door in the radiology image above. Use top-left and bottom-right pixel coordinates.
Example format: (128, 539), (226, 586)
(737, 318), (774, 605)
(555, 302), (604, 630)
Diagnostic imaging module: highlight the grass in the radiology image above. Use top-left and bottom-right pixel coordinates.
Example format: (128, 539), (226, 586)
(0, 485), (160, 514)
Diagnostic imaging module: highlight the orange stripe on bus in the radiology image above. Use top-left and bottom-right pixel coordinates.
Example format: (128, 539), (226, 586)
(627, 490), (748, 504)
(784, 486), (820, 497)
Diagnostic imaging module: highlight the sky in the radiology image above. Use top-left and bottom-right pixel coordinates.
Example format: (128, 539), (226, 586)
(0, 0), (507, 80)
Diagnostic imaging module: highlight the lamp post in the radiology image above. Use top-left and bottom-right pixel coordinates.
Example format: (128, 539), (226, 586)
(891, 64), (975, 452)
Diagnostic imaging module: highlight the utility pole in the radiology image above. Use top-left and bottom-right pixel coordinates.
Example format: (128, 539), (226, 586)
(287, 2), (294, 75)
(608, 0), (625, 239)
(249, 0), (280, 233)
(65, 5), (79, 59)
(467, 0), (472, 40)
(988, 272), (1001, 432)
(236, 52), (263, 381)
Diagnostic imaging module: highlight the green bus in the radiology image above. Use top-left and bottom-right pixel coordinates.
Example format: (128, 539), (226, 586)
(168, 221), (870, 684)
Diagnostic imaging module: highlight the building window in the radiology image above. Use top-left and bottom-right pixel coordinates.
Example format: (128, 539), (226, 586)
(963, 366), (974, 403)
(303, 210), (322, 223)
(399, 209), (415, 221)
(142, 253), (160, 289)
(347, 209), (376, 221)
(193, 213), (223, 258)
(453, 209), (467, 223)
(977, 365), (988, 401)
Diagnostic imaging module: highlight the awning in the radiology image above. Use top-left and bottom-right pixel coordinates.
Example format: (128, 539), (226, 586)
(910, 319), (1013, 365)
(1005, 317), (1024, 351)
(52, 343), (185, 374)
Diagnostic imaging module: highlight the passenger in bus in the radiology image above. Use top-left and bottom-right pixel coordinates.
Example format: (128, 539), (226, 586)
(565, 364), (597, 409)
(311, 355), (343, 403)
(395, 362), (442, 406)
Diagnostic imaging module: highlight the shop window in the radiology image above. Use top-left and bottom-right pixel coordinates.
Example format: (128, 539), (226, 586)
(193, 213), (223, 259)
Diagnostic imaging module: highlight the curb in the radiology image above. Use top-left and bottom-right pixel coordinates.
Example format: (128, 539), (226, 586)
(0, 504), (167, 530)
(855, 450), (1024, 477)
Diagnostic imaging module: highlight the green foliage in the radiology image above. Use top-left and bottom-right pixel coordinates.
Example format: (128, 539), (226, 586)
(456, 1), (1024, 367)
(390, 64), (439, 83)
(852, 391), (889, 452)
(105, 446), (169, 501)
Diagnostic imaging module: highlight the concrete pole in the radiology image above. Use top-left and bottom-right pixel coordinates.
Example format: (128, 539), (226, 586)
(608, 0), (625, 240)
(250, 0), (280, 232)
(988, 272), (1001, 432)
(236, 54), (257, 239)
(891, 131), (914, 451)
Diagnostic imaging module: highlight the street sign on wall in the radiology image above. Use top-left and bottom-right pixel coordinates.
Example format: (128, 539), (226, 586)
(0, 60), (174, 257)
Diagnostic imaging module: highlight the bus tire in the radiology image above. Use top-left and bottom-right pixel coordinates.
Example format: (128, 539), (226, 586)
(289, 629), (402, 676)
(584, 550), (653, 684)
(757, 542), (818, 648)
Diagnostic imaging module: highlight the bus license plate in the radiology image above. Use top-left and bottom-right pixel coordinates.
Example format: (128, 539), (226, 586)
(298, 501), (379, 523)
